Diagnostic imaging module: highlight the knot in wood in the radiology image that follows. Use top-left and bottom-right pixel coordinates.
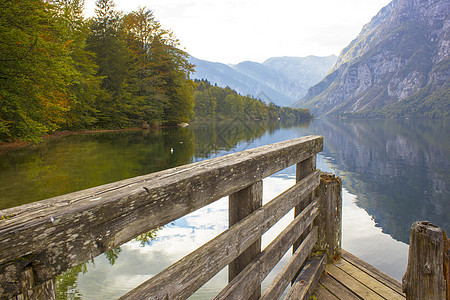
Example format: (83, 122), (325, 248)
(423, 262), (432, 274)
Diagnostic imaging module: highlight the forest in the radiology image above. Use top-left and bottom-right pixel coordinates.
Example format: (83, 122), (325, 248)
(193, 80), (313, 121)
(0, 0), (312, 143)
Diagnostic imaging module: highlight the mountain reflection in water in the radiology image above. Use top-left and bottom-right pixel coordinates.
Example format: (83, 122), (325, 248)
(311, 118), (449, 243)
(1, 118), (447, 299)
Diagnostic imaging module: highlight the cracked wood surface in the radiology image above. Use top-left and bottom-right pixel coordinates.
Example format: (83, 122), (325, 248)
(0, 136), (322, 298)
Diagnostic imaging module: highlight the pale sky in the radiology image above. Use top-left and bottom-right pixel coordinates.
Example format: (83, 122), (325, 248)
(84, 0), (392, 64)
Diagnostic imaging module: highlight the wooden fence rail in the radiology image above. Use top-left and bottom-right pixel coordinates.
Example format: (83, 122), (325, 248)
(0, 135), (346, 300)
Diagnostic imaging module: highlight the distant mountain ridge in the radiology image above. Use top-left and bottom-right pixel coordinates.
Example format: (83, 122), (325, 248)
(189, 55), (337, 107)
(293, 0), (450, 118)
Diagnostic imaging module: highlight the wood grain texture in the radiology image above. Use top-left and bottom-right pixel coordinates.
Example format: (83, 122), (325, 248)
(0, 136), (322, 298)
(334, 259), (404, 300)
(293, 156), (316, 283)
(285, 252), (326, 300)
(228, 181), (262, 300)
(326, 264), (384, 300)
(402, 221), (447, 300)
(341, 249), (404, 295)
(313, 173), (342, 263)
(215, 213), (318, 299)
(120, 171), (320, 300)
(9, 278), (56, 300)
(318, 273), (361, 300)
(313, 283), (340, 300)
(260, 227), (318, 300)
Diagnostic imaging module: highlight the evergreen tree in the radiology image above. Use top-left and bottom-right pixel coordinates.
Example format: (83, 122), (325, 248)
(192, 80), (314, 121)
(86, 0), (131, 127)
(122, 8), (167, 126)
(123, 8), (195, 126)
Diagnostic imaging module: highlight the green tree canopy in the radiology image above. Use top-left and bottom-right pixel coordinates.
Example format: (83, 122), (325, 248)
(192, 80), (314, 121)
(0, 0), (76, 141)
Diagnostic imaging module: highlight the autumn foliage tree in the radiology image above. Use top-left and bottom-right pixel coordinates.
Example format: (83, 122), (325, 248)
(0, 0), (306, 143)
(0, 0), (196, 142)
(0, 0), (75, 142)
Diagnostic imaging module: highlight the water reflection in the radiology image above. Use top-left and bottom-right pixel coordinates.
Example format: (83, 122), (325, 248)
(0, 120), (311, 210)
(309, 118), (449, 243)
(0, 128), (195, 209)
(192, 119), (312, 160)
(1, 118), (448, 298)
(65, 170), (299, 299)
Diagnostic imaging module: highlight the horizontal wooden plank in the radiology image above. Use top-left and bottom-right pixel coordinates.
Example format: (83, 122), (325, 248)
(319, 273), (361, 300)
(260, 227), (318, 300)
(0, 136), (322, 297)
(120, 172), (320, 300)
(214, 218), (319, 299)
(325, 264), (384, 300)
(340, 250), (403, 295)
(313, 283), (340, 300)
(285, 252), (326, 300)
(334, 259), (405, 300)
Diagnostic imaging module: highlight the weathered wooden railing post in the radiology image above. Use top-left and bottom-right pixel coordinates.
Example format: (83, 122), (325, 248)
(313, 173), (342, 263)
(0, 136), (324, 299)
(402, 221), (449, 300)
(229, 180), (263, 300)
(7, 271), (56, 300)
(293, 156), (316, 250)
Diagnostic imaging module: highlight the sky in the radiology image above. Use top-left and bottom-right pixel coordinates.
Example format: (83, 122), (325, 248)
(84, 0), (392, 64)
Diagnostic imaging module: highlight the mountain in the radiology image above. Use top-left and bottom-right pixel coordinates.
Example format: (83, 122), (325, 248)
(293, 0), (450, 118)
(189, 55), (337, 107)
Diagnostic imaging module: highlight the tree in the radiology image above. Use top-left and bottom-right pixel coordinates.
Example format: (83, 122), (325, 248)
(123, 7), (195, 126)
(122, 8), (167, 126)
(0, 0), (75, 141)
(191, 80), (314, 121)
(86, 0), (131, 127)
(50, 0), (103, 129)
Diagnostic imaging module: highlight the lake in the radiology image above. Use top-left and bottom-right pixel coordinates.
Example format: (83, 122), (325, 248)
(0, 118), (448, 299)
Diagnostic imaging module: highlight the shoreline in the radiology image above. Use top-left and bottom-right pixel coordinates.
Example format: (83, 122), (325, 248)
(0, 127), (142, 154)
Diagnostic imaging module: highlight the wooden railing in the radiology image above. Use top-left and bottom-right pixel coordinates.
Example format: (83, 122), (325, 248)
(0, 135), (344, 300)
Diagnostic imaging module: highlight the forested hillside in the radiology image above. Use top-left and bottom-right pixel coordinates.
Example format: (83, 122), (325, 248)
(189, 55), (337, 107)
(0, 0), (314, 143)
(193, 80), (313, 121)
(0, 0), (194, 142)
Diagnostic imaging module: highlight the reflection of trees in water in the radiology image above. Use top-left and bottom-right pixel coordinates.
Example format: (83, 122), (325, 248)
(56, 228), (161, 299)
(314, 118), (449, 243)
(51, 119), (313, 298)
(57, 262), (86, 299)
(192, 119), (312, 159)
(0, 120), (313, 210)
(0, 128), (195, 210)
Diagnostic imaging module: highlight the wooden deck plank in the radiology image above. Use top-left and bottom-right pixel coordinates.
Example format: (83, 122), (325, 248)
(307, 250), (406, 300)
(312, 283), (340, 299)
(333, 259), (405, 300)
(285, 254), (326, 300)
(318, 273), (361, 300)
(325, 264), (384, 300)
(340, 249), (404, 295)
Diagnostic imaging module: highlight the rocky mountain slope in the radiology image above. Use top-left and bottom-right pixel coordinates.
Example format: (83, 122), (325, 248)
(293, 0), (449, 118)
(189, 55), (336, 107)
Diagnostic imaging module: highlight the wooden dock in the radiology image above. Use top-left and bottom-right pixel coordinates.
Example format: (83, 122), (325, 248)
(1, 136), (448, 300)
(312, 250), (405, 300)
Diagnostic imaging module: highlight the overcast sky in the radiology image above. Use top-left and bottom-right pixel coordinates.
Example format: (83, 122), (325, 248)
(84, 0), (392, 64)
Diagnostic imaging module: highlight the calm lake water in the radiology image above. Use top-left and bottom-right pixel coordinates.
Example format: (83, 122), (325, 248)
(0, 118), (448, 299)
